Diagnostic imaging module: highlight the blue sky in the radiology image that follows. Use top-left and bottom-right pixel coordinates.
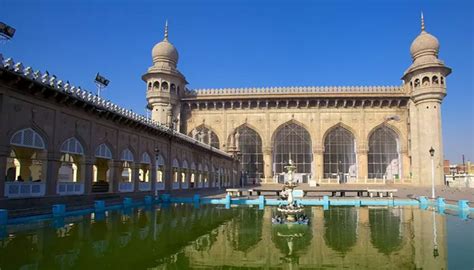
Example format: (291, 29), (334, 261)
(1, 0), (473, 163)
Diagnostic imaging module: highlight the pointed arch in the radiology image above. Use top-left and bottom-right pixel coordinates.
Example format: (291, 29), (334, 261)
(190, 162), (196, 171)
(270, 119), (311, 144)
(322, 122), (358, 145)
(182, 159), (189, 169)
(121, 148), (135, 162)
(272, 121), (312, 178)
(323, 125), (357, 181)
(10, 128), (46, 150)
(172, 158), (180, 168)
(95, 143), (113, 159)
(141, 152), (151, 164)
(188, 124), (220, 149)
(60, 137), (85, 155)
(367, 125), (400, 180)
(234, 124), (264, 183)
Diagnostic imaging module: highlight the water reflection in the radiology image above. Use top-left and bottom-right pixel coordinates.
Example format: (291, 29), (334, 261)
(0, 205), (466, 269)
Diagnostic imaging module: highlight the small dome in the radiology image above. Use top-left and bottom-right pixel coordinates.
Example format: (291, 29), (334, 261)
(410, 31), (439, 58)
(152, 40), (179, 63)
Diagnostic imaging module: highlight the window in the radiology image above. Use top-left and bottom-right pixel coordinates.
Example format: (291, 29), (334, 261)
(273, 123), (312, 174)
(236, 125), (263, 182)
(323, 127), (356, 180)
(368, 127), (400, 179)
(188, 125), (220, 148)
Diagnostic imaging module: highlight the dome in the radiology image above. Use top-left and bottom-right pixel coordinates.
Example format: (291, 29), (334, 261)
(152, 40), (179, 63)
(410, 30), (439, 59)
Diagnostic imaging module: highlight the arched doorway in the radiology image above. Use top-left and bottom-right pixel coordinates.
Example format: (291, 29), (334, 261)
(323, 126), (357, 183)
(138, 152), (151, 191)
(273, 122), (312, 183)
(93, 143), (112, 193)
(58, 137), (85, 195)
(155, 154), (165, 190)
(6, 128), (47, 198)
(235, 125), (263, 185)
(368, 126), (400, 181)
(188, 125), (220, 148)
(119, 148), (135, 192)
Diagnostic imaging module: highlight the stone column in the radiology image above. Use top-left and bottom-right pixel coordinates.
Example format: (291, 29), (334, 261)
(132, 164), (140, 192)
(401, 149), (410, 183)
(109, 161), (122, 193)
(0, 153), (7, 198)
(83, 157), (94, 195)
(150, 162), (157, 192)
(263, 146), (272, 183)
(357, 143), (369, 183)
(46, 154), (62, 196)
(313, 145), (324, 182)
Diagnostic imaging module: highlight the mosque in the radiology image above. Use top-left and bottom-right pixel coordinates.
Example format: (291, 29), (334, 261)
(146, 15), (450, 187)
(0, 14), (450, 201)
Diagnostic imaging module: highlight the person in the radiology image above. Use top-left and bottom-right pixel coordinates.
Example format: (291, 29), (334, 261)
(16, 175), (24, 182)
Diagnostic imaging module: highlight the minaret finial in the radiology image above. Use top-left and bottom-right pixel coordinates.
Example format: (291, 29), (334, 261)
(164, 20), (169, 41)
(421, 12), (425, 32)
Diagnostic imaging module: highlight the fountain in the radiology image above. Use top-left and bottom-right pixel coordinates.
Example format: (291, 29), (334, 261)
(272, 159), (310, 225)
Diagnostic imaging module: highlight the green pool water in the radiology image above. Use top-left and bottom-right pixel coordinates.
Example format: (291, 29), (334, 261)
(0, 204), (472, 269)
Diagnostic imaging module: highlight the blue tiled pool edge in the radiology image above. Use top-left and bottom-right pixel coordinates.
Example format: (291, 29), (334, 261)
(0, 194), (472, 226)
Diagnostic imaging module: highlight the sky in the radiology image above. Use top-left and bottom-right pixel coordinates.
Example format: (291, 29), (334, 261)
(1, 0), (473, 163)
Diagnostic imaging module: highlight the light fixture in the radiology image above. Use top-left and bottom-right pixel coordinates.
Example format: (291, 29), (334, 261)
(429, 147), (435, 157)
(94, 73), (110, 97)
(0, 22), (15, 40)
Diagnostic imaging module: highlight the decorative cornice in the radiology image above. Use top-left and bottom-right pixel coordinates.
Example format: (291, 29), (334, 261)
(185, 85), (405, 97)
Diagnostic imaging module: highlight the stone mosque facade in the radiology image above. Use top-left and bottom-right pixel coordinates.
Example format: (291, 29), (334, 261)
(145, 16), (451, 187)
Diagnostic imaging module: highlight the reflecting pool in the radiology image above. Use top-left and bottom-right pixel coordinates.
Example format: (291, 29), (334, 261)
(0, 205), (472, 269)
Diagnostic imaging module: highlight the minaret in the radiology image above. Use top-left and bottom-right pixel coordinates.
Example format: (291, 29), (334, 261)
(142, 21), (187, 130)
(403, 13), (451, 186)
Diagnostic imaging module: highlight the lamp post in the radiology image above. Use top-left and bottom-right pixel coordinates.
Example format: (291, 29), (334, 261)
(0, 22), (15, 42)
(429, 147), (435, 199)
(94, 73), (110, 97)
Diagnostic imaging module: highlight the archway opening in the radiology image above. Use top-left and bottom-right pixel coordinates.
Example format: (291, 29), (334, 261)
(323, 126), (357, 183)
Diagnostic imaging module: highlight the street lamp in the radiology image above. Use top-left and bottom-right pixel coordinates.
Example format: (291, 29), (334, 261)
(429, 147), (435, 199)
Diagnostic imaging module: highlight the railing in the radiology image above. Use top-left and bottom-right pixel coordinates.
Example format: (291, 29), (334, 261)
(119, 182), (134, 192)
(57, 182), (84, 195)
(138, 182), (151, 191)
(5, 182), (46, 198)
(156, 182), (165, 190)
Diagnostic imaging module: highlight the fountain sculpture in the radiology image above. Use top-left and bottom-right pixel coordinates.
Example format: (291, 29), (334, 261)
(272, 159), (310, 225)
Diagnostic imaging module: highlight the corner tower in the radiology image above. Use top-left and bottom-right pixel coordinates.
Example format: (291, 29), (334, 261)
(403, 13), (451, 186)
(142, 21), (187, 130)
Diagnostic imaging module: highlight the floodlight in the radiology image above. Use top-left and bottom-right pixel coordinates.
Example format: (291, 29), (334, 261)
(0, 22), (15, 39)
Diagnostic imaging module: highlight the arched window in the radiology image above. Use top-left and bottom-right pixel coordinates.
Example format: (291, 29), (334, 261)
(440, 76), (444, 85)
(156, 154), (165, 183)
(323, 127), (356, 181)
(236, 125), (263, 183)
(153, 81), (159, 90)
(422, 76), (430, 86)
(188, 125), (220, 148)
(273, 123), (312, 182)
(432, 76), (439, 85)
(414, 79), (420, 88)
(95, 144), (112, 159)
(161, 82), (169, 91)
(170, 84), (176, 93)
(10, 128), (45, 149)
(60, 137), (84, 155)
(141, 152), (151, 164)
(368, 127), (400, 179)
(148, 82), (152, 91)
(121, 148), (134, 162)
